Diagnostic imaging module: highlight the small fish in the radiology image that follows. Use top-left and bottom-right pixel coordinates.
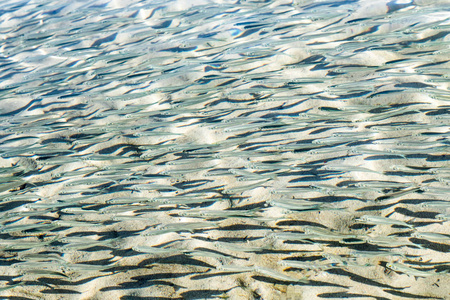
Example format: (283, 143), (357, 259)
(55, 220), (104, 227)
(355, 181), (413, 189)
(187, 250), (230, 259)
(270, 187), (309, 195)
(144, 222), (217, 236)
(411, 231), (450, 241)
(0, 222), (51, 233)
(60, 241), (117, 251)
(106, 197), (153, 204)
(364, 236), (421, 248)
(268, 198), (321, 211)
(390, 146), (449, 155)
(0, 180), (27, 193)
(223, 179), (270, 194)
(178, 209), (258, 219)
(160, 166), (212, 176)
(131, 183), (181, 191)
(166, 157), (216, 165)
(356, 215), (414, 228)
(63, 177), (117, 187)
(18, 253), (65, 263)
(420, 201), (450, 209)
(2, 235), (59, 250)
(63, 261), (119, 272)
(270, 232), (318, 243)
(13, 260), (64, 270)
(307, 147), (349, 155)
(268, 198), (341, 212)
(349, 250), (406, 259)
(25, 269), (70, 278)
(386, 262), (443, 278)
(229, 168), (276, 181)
(435, 212), (450, 221)
(216, 264), (255, 273)
(321, 164), (381, 174)
(214, 241), (265, 253)
(302, 227), (359, 241)
(375, 186), (422, 201)
(350, 146), (406, 158)
(0, 135), (39, 146)
(389, 165), (432, 174)
(210, 118), (264, 130)
(278, 260), (334, 270)
(0, 282), (24, 292)
(158, 195), (220, 206)
(132, 245), (187, 255)
(222, 123), (262, 133)
(25, 201), (70, 209)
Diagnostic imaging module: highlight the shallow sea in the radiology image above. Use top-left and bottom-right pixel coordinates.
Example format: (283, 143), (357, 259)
(0, 0), (449, 299)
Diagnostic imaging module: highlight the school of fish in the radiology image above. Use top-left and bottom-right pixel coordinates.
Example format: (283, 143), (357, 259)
(0, 0), (449, 299)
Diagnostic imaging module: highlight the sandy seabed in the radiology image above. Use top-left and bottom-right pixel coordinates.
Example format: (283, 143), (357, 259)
(0, 0), (449, 299)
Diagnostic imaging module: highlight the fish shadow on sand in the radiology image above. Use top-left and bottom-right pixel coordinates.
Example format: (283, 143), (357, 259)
(179, 289), (233, 300)
(356, 203), (397, 212)
(36, 274), (112, 287)
(190, 271), (245, 280)
(137, 254), (215, 269)
(216, 224), (271, 231)
(393, 207), (440, 219)
(252, 275), (347, 288)
(383, 289), (445, 299)
(0, 297), (35, 300)
(40, 288), (82, 294)
(318, 291), (390, 300)
(409, 238), (450, 253)
(121, 297), (182, 300)
(326, 269), (409, 290)
(100, 279), (184, 292)
(275, 220), (327, 227)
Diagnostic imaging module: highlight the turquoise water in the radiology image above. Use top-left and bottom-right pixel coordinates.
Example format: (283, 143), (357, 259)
(0, 0), (449, 299)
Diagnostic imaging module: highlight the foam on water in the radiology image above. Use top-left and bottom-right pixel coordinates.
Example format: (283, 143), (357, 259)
(0, 0), (449, 299)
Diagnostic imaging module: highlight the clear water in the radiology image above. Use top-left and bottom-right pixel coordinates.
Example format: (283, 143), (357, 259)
(0, 0), (449, 299)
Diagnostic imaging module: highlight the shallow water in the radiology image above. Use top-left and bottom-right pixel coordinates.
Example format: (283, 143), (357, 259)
(0, 0), (449, 299)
